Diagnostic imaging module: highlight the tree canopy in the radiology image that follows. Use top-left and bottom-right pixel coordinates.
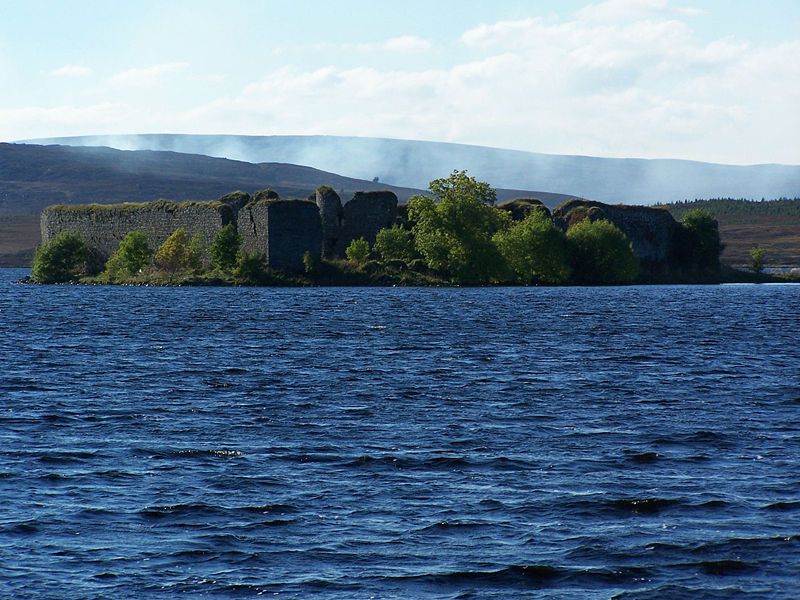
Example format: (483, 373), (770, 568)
(493, 210), (570, 284)
(31, 230), (87, 283)
(566, 218), (639, 284)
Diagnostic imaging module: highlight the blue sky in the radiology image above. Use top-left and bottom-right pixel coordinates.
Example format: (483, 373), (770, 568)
(1, 0), (799, 164)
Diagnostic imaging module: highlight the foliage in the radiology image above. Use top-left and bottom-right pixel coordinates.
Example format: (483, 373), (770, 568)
(209, 223), (241, 272)
(374, 225), (416, 262)
(303, 250), (320, 275)
(345, 238), (371, 264)
(103, 230), (152, 280)
(31, 230), (87, 283)
(680, 209), (723, 271)
(429, 169), (497, 206)
(493, 211), (571, 283)
(233, 252), (267, 283)
(153, 228), (195, 273)
(566, 219), (639, 284)
(750, 246), (766, 274)
(407, 184), (510, 283)
(188, 233), (205, 271)
(661, 197), (800, 219)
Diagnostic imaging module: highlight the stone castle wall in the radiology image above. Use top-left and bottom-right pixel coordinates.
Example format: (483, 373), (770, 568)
(41, 187), (396, 273)
(265, 201), (323, 272)
(41, 201), (233, 267)
(552, 199), (678, 264)
(340, 191), (398, 251)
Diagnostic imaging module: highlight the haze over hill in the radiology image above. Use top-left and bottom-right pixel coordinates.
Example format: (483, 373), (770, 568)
(28, 135), (800, 205)
(0, 142), (569, 216)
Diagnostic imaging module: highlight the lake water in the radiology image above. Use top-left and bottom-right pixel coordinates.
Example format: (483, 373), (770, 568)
(1, 268), (799, 599)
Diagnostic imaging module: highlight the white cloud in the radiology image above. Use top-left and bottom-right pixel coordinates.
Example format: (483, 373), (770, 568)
(576, 0), (703, 21)
(180, 6), (799, 165)
(50, 64), (93, 77)
(0, 103), (131, 140)
(110, 62), (189, 87)
(383, 35), (432, 53)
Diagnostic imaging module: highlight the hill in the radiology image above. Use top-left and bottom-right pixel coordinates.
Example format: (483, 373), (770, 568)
(0, 143), (572, 266)
(28, 134), (800, 205)
(660, 198), (800, 266)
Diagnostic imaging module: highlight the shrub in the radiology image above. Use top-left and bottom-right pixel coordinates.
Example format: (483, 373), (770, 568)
(374, 225), (416, 262)
(680, 209), (723, 271)
(750, 246), (766, 274)
(188, 233), (205, 272)
(233, 252), (267, 283)
(209, 223), (241, 272)
(385, 258), (408, 271)
(493, 211), (570, 284)
(154, 228), (194, 273)
(104, 230), (152, 281)
(31, 231), (87, 283)
(303, 250), (320, 275)
(567, 219), (639, 284)
(345, 238), (371, 264)
(408, 258), (428, 273)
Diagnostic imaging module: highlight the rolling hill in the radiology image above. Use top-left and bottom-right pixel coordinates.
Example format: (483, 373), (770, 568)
(28, 134), (800, 205)
(0, 143), (571, 265)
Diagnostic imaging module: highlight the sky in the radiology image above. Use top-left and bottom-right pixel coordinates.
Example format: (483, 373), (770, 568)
(1, 0), (799, 165)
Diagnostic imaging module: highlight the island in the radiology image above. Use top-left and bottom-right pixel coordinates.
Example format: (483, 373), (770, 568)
(30, 171), (790, 286)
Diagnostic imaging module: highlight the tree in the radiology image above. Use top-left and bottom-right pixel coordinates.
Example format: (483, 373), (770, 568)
(345, 238), (371, 263)
(408, 174), (510, 283)
(233, 252), (267, 283)
(429, 169), (497, 206)
(493, 211), (571, 284)
(103, 230), (152, 280)
(31, 231), (87, 283)
(154, 228), (193, 273)
(567, 218), (639, 284)
(750, 245), (766, 274)
(188, 233), (205, 272)
(209, 223), (241, 272)
(374, 225), (416, 262)
(681, 209), (723, 271)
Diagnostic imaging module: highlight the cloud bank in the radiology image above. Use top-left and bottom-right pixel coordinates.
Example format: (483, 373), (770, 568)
(5, 0), (799, 165)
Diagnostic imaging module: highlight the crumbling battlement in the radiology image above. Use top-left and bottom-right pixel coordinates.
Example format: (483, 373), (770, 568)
(41, 187), (396, 272)
(552, 199), (679, 264)
(41, 201), (234, 269)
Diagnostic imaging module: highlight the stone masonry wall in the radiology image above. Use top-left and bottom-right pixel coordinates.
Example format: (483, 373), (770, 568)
(552, 199), (678, 263)
(265, 201), (322, 272)
(237, 202), (269, 257)
(41, 202), (233, 270)
(340, 191), (398, 252)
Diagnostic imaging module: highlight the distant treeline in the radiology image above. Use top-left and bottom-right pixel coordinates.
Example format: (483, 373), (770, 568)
(660, 198), (800, 219)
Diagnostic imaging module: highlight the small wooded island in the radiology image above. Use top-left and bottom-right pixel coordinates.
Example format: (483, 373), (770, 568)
(30, 170), (785, 286)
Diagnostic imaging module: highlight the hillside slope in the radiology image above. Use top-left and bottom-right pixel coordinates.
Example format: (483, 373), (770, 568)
(28, 134), (800, 204)
(0, 143), (572, 265)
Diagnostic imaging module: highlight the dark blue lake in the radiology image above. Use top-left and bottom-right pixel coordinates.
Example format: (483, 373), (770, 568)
(1, 268), (799, 599)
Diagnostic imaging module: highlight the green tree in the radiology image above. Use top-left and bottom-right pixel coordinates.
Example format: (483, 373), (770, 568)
(154, 228), (193, 273)
(493, 211), (571, 284)
(188, 233), (205, 272)
(345, 238), (371, 263)
(303, 250), (320, 275)
(408, 174), (510, 283)
(567, 218), (639, 284)
(209, 223), (241, 272)
(233, 252), (267, 283)
(680, 209), (723, 271)
(750, 245), (766, 274)
(374, 225), (416, 262)
(31, 231), (87, 283)
(429, 169), (497, 206)
(103, 230), (152, 280)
